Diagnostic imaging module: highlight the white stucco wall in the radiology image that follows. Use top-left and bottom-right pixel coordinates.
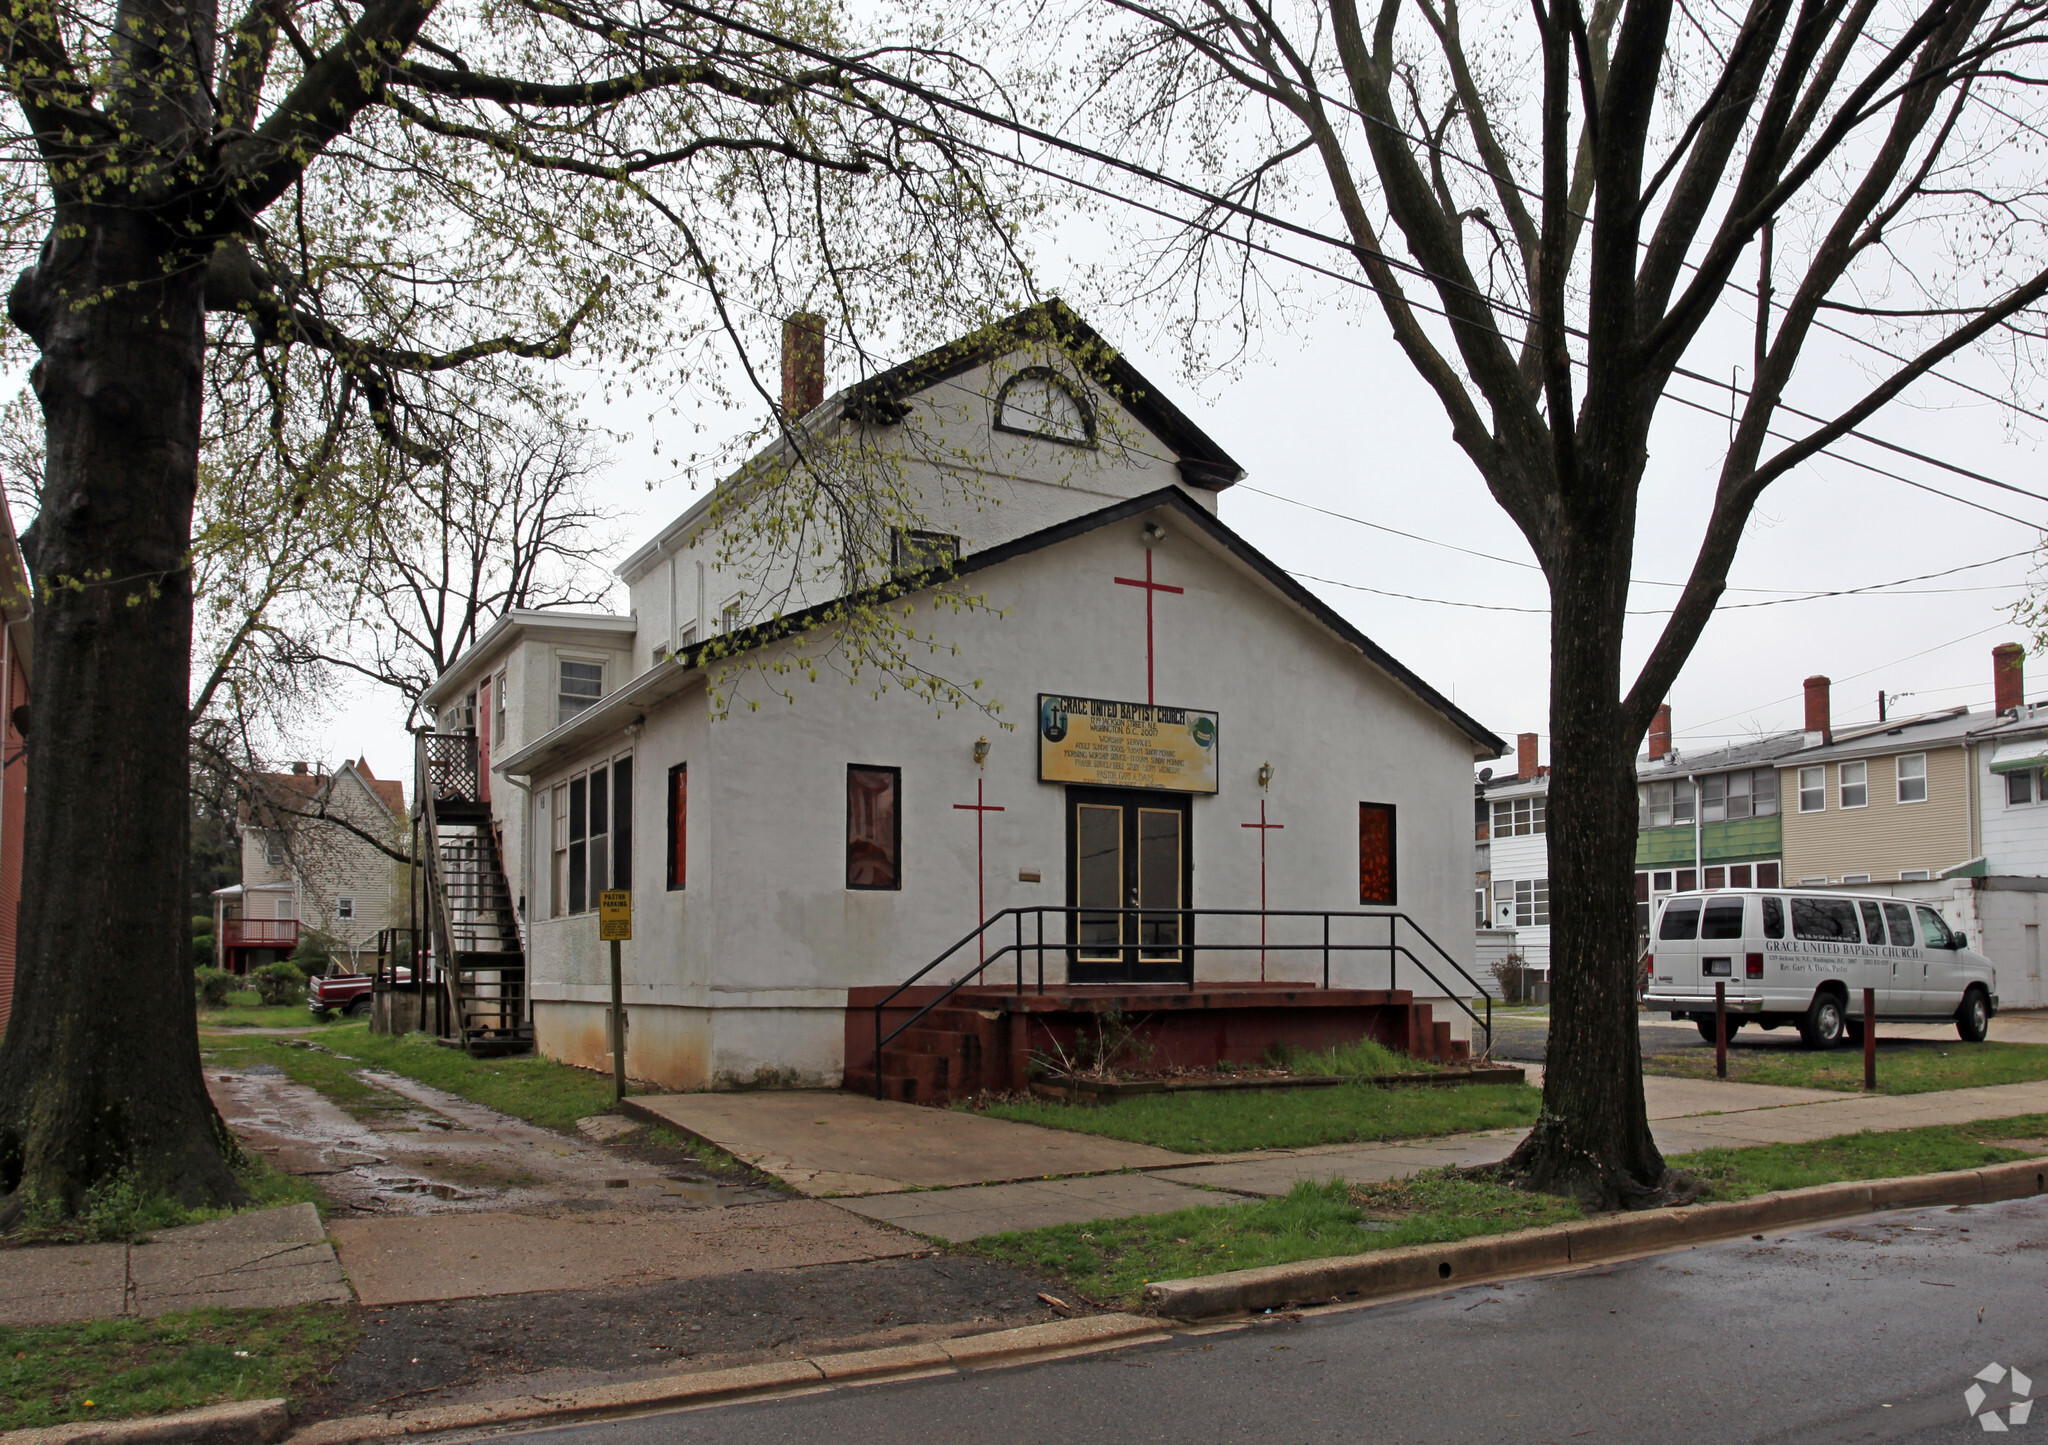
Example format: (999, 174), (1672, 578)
(522, 501), (1488, 1089)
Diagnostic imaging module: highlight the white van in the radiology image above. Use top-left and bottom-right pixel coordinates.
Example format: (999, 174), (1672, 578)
(1641, 889), (1999, 1048)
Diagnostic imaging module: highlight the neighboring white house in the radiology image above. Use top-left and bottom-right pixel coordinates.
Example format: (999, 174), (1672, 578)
(215, 760), (408, 972)
(422, 301), (1505, 1089)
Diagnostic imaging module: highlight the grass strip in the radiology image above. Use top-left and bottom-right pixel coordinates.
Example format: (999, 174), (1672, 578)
(1671, 1112), (2048, 1199)
(202, 1025), (621, 1134)
(198, 991), (343, 1031)
(972, 1175), (1580, 1304)
(967, 1082), (1539, 1153)
(0, 1304), (359, 1432)
(1642, 1039), (2048, 1094)
(970, 1113), (2048, 1305)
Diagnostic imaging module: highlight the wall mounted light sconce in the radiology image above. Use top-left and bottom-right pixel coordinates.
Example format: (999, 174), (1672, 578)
(1142, 521), (1167, 543)
(973, 735), (991, 769)
(1257, 761), (1274, 791)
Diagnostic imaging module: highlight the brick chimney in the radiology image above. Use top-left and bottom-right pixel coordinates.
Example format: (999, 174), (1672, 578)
(291, 760), (308, 775)
(1648, 704), (1672, 761)
(781, 312), (826, 417)
(1994, 642), (2025, 715)
(1516, 732), (1539, 781)
(1804, 675), (1832, 744)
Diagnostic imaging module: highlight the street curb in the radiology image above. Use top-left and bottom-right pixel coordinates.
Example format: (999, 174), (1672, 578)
(1, 1400), (290, 1445)
(284, 1314), (1166, 1444)
(1141, 1155), (2048, 1319)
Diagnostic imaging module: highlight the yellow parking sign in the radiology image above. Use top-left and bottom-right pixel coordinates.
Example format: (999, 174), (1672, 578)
(599, 890), (632, 941)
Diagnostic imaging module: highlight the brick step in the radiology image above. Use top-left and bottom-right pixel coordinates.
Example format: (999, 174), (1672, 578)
(892, 1027), (980, 1059)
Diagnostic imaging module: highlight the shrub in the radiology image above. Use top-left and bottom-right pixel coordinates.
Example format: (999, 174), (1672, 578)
(191, 933), (216, 968)
(193, 967), (236, 1008)
(252, 960), (306, 1006)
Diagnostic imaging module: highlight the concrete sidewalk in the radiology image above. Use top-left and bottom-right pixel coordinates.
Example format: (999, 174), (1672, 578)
(833, 1074), (2048, 1242)
(0, 1203), (349, 1327)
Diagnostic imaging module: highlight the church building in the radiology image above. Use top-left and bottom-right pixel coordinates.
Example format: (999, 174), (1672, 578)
(416, 302), (1504, 1095)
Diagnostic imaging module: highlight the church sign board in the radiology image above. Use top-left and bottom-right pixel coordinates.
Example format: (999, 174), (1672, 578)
(1038, 694), (1220, 794)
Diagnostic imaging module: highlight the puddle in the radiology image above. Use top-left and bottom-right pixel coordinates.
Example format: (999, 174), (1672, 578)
(205, 1067), (774, 1217)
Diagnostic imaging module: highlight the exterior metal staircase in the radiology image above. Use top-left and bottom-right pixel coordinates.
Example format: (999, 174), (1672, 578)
(414, 730), (533, 1056)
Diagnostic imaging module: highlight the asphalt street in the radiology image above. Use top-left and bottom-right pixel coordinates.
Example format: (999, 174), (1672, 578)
(1489, 1007), (1851, 1062)
(493, 1195), (2048, 1445)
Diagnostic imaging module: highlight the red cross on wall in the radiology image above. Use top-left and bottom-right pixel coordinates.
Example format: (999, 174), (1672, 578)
(1114, 548), (1183, 705)
(1241, 799), (1284, 981)
(953, 778), (1006, 961)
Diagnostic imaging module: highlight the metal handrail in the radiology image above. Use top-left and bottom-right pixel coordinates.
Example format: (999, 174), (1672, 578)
(869, 906), (1495, 1098)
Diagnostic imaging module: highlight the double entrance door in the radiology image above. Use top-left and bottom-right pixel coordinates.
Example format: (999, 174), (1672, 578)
(1067, 787), (1191, 983)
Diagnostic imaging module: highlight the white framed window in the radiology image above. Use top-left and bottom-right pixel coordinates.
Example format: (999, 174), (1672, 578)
(264, 834), (285, 866)
(1491, 795), (1547, 837)
(1900, 869), (1932, 881)
(1638, 779), (1697, 829)
(558, 658), (603, 725)
(1842, 873), (1871, 885)
(1514, 878), (1550, 927)
(493, 670), (507, 744)
(1697, 768), (1779, 823)
(721, 595), (744, 634)
(276, 896), (296, 920)
(1474, 888), (1487, 927)
(549, 754), (635, 916)
(1798, 876), (1828, 886)
(336, 896), (355, 921)
(1840, 760), (1869, 809)
(1798, 766), (1826, 812)
(1896, 753), (1928, 804)
(2008, 769), (2037, 807)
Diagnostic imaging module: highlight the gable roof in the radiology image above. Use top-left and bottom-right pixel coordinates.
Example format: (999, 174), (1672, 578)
(838, 299), (1245, 491)
(500, 487), (1503, 779)
(615, 301), (1247, 585)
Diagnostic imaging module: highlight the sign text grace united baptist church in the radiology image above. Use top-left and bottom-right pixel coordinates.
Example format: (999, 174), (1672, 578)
(448, 301), (1502, 1090)
(1039, 695), (1222, 794)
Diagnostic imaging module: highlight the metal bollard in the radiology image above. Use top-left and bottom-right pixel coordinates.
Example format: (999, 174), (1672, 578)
(1715, 981), (1727, 1079)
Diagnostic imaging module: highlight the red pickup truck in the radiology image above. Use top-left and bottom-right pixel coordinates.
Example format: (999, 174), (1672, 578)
(309, 968), (411, 1018)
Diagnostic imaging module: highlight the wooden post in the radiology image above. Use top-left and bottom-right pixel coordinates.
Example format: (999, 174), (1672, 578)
(610, 937), (625, 1103)
(1863, 986), (1877, 1092)
(1715, 981), (1727, 1079)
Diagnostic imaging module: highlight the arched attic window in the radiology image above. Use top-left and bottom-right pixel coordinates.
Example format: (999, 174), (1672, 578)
(993, 367), (1095, 446)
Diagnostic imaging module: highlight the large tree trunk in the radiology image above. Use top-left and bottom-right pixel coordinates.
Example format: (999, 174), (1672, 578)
(0, 204), (245, 1218)
(1502, 512), (1666, 1209)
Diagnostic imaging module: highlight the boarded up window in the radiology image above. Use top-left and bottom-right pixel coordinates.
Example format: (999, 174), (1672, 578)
(847, 766), (901, 890)
(667, 763), (687, 890)
(1358, 802), (1397, 906)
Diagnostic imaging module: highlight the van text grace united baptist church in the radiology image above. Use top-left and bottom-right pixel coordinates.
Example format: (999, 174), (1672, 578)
(417, 302), (1506, 1095)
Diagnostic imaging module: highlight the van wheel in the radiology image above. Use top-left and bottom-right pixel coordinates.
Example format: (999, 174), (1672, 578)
(1798, 992), (1848, 1049)
(1956, 987), (1991, 1043)
(1694, 1016), (1741, 1044)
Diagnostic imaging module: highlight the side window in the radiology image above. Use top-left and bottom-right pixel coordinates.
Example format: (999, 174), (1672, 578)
(493, 671), (507, 744)
(1883, 902), (1915, 947)
(1916, 907), (1953, 949)
(568, 774), (589, 914)
(1514, 878), (1549, 926)
(549, 784), (567, 917)
(1857, 900), (1885, 944)
(1897, 753), (1928, 804)
(666, 763), (687, 891)
(1761, 896), (1785, 940)
(1792, 896), (1858, 941)
(558, 659), (603, 725)
(1358, 802), (1397, 905)
(1840, 760), (1869, 809)
(2009, 769), (2035, 806)
(891, 529), (961, 573)
(1798, 767), (1825, 812)
(611, 757), (633, 892)
(1700, 897), (1746, 940)
(1658, 898), (1702, 941)
(846, 765), (901, 890)
(336, 896), (355, 921)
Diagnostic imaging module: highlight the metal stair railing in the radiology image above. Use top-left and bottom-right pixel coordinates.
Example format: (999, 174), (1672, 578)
(868, 906), (1496, 1099)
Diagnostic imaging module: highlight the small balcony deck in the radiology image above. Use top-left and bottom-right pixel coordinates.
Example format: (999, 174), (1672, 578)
(224, 918), (300, 949)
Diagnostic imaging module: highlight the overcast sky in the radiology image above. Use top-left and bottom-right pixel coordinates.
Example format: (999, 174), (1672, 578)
(313, 246), (2048, 789)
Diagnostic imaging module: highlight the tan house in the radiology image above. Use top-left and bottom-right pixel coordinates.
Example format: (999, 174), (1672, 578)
(1778, 677), (1974, 887)
(214, 760), (408, 972)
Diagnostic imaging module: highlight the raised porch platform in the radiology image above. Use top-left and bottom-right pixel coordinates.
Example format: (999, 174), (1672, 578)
(844, 983), (1471, 1105)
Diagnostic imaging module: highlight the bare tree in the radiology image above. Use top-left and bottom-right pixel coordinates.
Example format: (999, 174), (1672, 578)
(1042, 0), (2048, 1202)
(287, 409), (621, 723)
